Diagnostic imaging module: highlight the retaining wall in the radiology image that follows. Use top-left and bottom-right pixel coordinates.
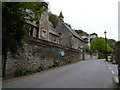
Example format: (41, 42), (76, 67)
(5, 37), (98, 78)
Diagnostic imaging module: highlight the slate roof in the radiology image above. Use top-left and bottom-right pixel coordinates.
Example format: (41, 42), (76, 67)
(49, 21), (59, 36)
(26, 18), (59, 37)
(63, 23), (86, 42)
(26, 20), (38, 27)
(50, 29), (59, 36)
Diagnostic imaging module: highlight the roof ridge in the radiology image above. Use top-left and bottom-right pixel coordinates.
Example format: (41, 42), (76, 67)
(63, 23), (83, 40)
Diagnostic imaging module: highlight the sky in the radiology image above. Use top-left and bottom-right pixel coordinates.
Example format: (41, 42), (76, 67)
(46, 0), (119, 41)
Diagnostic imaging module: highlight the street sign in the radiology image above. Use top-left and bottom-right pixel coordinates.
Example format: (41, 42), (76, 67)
(60, 51), (65, 56)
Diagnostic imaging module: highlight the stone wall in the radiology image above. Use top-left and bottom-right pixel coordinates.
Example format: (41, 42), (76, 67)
(84, 53), (98, 60)
(5, 37), (98, 78)
(5, 37), (82, 78)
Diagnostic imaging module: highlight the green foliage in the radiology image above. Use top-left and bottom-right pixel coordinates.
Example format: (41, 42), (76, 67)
(107, 39), (115, 49)
(86, 49), (95, 55)
(79, 32), (87, 36)
(98, 52), (106, 59)
(90, 37), (112, 59)
(14, 70), (33, 77)
(2, 2), (47, 54)
(115, 41), (120, 45)
(2, 2), (47, 77)
(90, 37), (111, 53)
(107, 39), (116, 54)
(49, 13), (59, 28)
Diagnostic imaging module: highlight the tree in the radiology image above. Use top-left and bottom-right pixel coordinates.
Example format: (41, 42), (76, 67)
(90, 37), (111, 59)
(90, 37), (111, 52)
(49, 13), (59, 28)
(79, 32), (88, 36)
(107, 39), (116, 53)
(2, 2), (47, 77)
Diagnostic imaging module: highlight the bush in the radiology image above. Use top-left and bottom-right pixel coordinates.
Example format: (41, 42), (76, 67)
(14, 70), (23, 77)
(86, 49), (95, 55)
(115, 41), (120, 45)
(14, 70), (33, 77)
(98, 52), (106, 59)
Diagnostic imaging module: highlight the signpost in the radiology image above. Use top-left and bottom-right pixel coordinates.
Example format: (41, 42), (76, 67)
(60, 51), (65, 56)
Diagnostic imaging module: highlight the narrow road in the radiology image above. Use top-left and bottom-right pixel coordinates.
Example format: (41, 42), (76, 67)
(3, 59), (116, 88)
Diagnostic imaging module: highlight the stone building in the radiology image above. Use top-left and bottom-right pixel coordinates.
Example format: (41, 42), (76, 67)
(49, 22), (60, 44)
(26, 2), (60, 44)
(55, 12), (87, 49)
(38, 11), (50, 41)
(4, 2), (99, 79)
(26, 20), (39, 38)
(26, 3), (87, 50)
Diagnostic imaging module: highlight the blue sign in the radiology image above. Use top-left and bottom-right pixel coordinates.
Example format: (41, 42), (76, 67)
(60, 51), (65, 56)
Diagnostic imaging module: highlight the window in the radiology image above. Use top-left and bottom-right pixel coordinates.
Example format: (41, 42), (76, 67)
(59, 32), (63, 38)
(42, 29), (47, 38)
(54, 39), (56, 42)
(33, 27), (37, 37)
(30, 26), (33, 36)
(43, 31), (46, 36)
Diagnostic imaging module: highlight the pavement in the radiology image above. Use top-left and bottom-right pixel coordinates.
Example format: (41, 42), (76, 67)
(2, 59), (118, 88)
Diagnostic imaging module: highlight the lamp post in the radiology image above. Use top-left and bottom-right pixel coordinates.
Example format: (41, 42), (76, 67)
(104, 31), (108, 61)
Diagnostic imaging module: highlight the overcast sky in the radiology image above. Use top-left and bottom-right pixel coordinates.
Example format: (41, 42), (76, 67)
(47, 0), (119, 41)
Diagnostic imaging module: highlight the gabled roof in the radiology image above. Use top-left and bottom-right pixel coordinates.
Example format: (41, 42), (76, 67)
(63, 23), (85, 42)
(49, 21), (59, 36)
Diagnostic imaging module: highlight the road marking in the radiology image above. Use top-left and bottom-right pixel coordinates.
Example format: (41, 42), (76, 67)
(105, 61), (119, 84)
(106, 62), (109, 67)
(116, 66), (118, 73)
(106, 62), (119, 83)
(108, 67), (111, 70)
(112, 71), (115, 74)
(115, 76), (119, 83)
